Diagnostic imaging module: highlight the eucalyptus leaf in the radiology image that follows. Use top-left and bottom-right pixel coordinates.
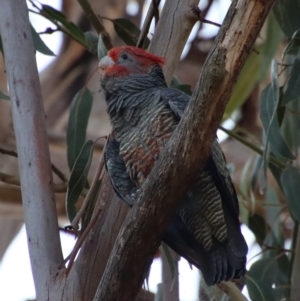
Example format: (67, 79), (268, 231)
(281, 166), (300, 222)
(112, 18), (150, 47)
(30, 24), (55, 56)
(0, 90), (10, 100)
(265, 187), (282, 242)
(224, 14), (282, 121)
(173, 84), (192, 96)
(41, 5), (86, 45)
(282, 29), (300, 59)
(273, 0), (300, 37)
(283, 58), (300, 104)
(97, 34), (108, 61)
(246, 274), (274, 301)
(0, 35), (3, 55)
(84, 31), (98, 55)
(259, 12), (284, 80)
(248, 213), (268, 245)
(250, 155), (262, 195)
(67, 87), (93, 171)
(247, 256), (289, 301)
(66, 140), (94, 223)
(260, 63), (295, 160)
(224, 50), (261, 120)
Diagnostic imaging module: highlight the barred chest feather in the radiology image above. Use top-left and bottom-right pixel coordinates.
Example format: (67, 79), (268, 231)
(117, 102), (178, 187)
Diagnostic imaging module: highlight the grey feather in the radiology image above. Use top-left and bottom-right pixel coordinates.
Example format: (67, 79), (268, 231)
(102, 57), (247, 285)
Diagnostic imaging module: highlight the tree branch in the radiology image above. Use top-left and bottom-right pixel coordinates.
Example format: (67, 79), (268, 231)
(0, 0), (63, 299)
(77, 0), (112, 50)
(136, 0), (161, 48)
(148, 0), (200, 84)
(93, 1), (275, 301)
(0, 147), (68, 182)
(0, 171), (68, 193)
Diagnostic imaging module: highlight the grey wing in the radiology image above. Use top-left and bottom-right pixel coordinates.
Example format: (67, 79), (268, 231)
(160, 87), (190, 118)
(161, 87), (247, 284)
(104, 138), (139, 206)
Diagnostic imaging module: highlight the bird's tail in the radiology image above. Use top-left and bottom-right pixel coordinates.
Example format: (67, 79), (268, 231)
(163, 214), (247, 285)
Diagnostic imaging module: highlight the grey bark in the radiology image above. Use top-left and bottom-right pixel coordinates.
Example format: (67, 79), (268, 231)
(0, 0), (63, 299)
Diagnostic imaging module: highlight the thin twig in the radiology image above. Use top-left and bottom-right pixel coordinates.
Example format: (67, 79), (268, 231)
(152, 0), (160, 27)
(38, 27), (59, 34)
(71, 137), (107, 232)
(192, 6), (221, 28)
(0, 147), (68, 182)
(0, 147), (18, 157)
(0, 171), (68, 193)
(198, 0), (214, 30)
(136, 0), (161, 48)
(28, 3), (88, 49)
(65, 205), (104, 275)
(0, 171), (21, 186)
(59, 227), (76, 235)
(77, 0), (112, 50)
(219, 126), (287, 169)
(217, 282), (248, 301)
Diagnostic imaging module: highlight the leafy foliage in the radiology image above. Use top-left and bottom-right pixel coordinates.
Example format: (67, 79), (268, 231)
(0, 90), (10, 100)
(30, 24), (55, 56)
(67, 87), (93, 171)
(66, 140), (94, 223)
(110, 18), (150, 48)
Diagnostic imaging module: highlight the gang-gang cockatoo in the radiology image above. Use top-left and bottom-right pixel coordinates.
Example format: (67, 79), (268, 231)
(99, 46), (248, 285)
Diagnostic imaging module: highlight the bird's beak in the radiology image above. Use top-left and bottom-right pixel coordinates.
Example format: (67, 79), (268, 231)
(98, 55), (115, 75)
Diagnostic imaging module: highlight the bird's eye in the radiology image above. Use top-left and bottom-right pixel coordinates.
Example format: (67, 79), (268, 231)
(120, 53), (128, 60)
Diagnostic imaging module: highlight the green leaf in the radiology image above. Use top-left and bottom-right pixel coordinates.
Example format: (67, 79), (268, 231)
(260, 62), (295, 160)
(277, 87), (285, 126)
(281, 94), (300, 151)
(259, 12), (284, 80)
(66, 140), (94, 223)
(282, 29), (300, 59)
(30, 24), (55, 56)
(265, 187), (282, 242)
(283, 58), (300, 104)
(67, 87), (93, 171)
(41, 5), (86, 45)
(250, 155), (262, 194)
(268, 163), (283, 190)
(0, 34), (3, 55)
(281, 166), (300, 222)
(112, 18), (149, 47)
(224, 50), (261, 120)
(275, 253), (290, 299)
(273, 0), (300, 37)
(173, 84), (192, 96)
(248, 213), (268, 245)
(0, 90), (10, 100)
(97, 34), (108, 61)
(246, 274), (275, 301)
(170, 77), (180, 87)
(84, 31), (98, 55)
(224, 14), (282, 120)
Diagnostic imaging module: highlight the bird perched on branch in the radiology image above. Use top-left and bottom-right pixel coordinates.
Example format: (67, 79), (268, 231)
(99, 46), (247, 285)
